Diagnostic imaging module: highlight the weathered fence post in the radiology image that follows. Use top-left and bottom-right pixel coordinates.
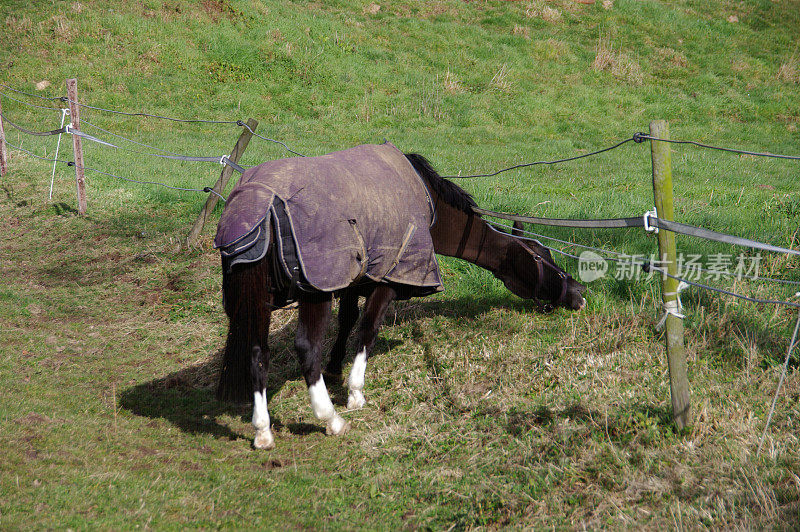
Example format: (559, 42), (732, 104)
(185, 118), (257, 248)
(0, 97), (8, 177)
(650, 119), (690, 430)
(66, 78), (87, 215)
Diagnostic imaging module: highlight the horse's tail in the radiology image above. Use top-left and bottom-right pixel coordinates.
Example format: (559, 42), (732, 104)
(217, 256), (272, 404)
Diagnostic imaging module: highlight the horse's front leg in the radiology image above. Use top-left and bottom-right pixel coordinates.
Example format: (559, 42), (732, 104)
(348, 285), (397, 410)
(296, 297), (349, 436)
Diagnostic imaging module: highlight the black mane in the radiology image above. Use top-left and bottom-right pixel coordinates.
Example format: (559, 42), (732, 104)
(404, 153), (476, 215)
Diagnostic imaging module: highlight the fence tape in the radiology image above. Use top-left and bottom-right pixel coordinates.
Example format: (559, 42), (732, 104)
(477, 207), (800, 256)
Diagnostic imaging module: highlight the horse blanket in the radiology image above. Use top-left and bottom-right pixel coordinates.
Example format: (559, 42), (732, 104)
(214, 142), (443, 297)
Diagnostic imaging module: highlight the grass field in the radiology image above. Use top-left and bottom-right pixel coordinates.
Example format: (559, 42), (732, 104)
(2, 0), (800, 528)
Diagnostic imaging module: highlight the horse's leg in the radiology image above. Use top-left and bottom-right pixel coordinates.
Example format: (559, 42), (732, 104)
(347, 285), (397, 410)
(248, 292), (273, 450)
(251, 344), (273, 450)
(296, 297), (349, 435)
(217, 258), (275, 449)
(324, 289), (361, 380)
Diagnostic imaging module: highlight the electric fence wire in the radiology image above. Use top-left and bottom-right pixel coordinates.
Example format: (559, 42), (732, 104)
(639, 134), (800, 161)
(80, 117), (186, 156)
(0, 84), (309, 162)
(1, 97), (302, 163)
(486, 218), (632, 259)
(81, 118), (251, 168)
(5, 82), (800, 161)
(0, 83), (64, 102)
(68, 98), (243, 125)
(3, 138), (222, 198)
(488, 218), (800, 307)
(1, 90), (64, 111)
(0, 84), (244, 125)
(695, 265), (800, 286)
(239, 122), (306, 157)
(0, 110), (68, 136)
(70, 122), (232, 163)
(443, 135), (642, 179)
(447, 132), (800, 180)
(0, 106), (244, 166)
(758, 308), (800, 456)
(4, 138), (70, 165)
(84, 164), (226, 199)
(485, 215), (800, 285)
(649, 264), (800, 309)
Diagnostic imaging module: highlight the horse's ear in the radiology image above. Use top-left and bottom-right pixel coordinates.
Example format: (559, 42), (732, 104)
(540, 245), (555, 264)
(517, 235), (556, 265)
(512, 221), (524, 237)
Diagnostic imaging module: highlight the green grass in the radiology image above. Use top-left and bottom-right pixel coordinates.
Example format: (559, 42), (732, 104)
(2, 0), (800, 528)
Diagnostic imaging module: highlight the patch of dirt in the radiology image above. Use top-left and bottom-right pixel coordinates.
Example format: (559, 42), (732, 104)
(202, 0), (239, 22)
(15, 412), (57, 425)
(260, 459), (286, 470)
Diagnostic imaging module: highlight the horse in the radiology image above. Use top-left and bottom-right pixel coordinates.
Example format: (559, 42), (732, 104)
(214, 144), (586, 449)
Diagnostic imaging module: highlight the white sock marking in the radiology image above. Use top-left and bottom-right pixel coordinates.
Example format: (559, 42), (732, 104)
(253, 389), (275, 449)
(308, 376), (348, 435)
(253, 389), (270, 430)
(308, 377), (336, 421)
(347, 348), (368, 410)
(348, 348), (367, 392)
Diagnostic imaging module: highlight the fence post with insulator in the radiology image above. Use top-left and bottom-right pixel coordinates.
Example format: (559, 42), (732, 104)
(650, 119), (690, 431)
(185, 118), (258, 248)
(66, 78), (87, 215)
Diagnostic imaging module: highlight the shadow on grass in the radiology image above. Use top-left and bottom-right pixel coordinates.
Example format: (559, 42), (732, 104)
(118, 293), (564, 441)
(500, 401), (678, 445)
(118, 350), (246, 442)
(52, 202), (79, 216)
(118, 317), (306, 442)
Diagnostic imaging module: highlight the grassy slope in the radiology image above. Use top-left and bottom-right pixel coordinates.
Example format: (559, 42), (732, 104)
(1, 0), (800, 528)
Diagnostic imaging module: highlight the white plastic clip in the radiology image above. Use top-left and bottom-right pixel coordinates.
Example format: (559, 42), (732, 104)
(50, 108), (71, 200)
(656, 280), (688, 330)
(643, 208), (659, 234)
(219, 155), (228, 166)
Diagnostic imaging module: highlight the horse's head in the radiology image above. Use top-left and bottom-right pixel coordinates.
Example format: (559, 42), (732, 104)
(496, 227), (586, 311)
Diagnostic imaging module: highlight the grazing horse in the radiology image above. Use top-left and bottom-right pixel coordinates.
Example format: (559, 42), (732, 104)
(214, 144), (586, 449)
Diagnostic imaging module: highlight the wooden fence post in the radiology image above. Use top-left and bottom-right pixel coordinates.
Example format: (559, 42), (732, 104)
(0, 97), (8, 177)
(66, 78), (87, 215)
(185, 118), (257, 248)
(650, 119), (690, 430)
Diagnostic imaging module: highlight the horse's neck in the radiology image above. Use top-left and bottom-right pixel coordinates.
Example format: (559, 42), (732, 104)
(429, 200), (511, 273)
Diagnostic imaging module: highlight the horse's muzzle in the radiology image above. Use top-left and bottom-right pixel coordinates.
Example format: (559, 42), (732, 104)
(561, 278), (588, 311)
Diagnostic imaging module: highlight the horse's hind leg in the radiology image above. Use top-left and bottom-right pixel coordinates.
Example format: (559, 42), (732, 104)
(251, 345), (274, 450)
(218, 258), (275, 449)
(324, 289), (361, 380)
(348, 285), (396, 410)
(296, 297), (349, 436)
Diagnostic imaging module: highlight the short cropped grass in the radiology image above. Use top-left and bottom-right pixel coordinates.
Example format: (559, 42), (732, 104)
(1, 0), (800, 528)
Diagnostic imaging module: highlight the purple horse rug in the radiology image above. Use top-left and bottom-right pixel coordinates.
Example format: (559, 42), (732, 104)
(214, 142), (443, 299)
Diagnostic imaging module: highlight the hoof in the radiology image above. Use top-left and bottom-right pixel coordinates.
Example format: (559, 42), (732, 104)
(347, 390), (366, 410)
(325, 415), (350, 436)
(254, 428), (275, 450)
